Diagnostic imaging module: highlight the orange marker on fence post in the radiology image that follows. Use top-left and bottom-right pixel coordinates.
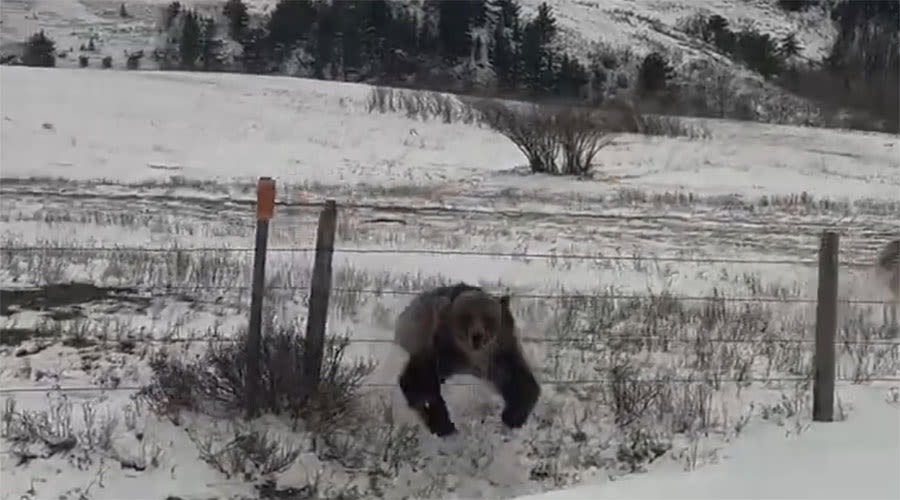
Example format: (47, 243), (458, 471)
(245, 176), (276, 420)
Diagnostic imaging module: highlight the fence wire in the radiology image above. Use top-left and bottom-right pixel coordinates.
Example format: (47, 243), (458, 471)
(94, 284), (894, 306)
(2, 376), (899, 395)
(0, 245), (878, 268)
(83, 335), (900, 346)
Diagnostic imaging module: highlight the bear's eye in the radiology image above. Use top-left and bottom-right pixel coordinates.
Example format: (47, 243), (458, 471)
(483, 315), (496, 331)
(458, 313), (471, 326)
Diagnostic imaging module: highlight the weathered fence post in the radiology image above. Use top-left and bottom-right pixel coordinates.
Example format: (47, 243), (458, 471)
(813, 230), (839, 422)
(246, 177), (275, 420)
(303, 199), (337, 395)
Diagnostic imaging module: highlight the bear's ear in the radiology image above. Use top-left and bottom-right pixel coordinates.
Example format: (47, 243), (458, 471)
(499, 294), (511, 309)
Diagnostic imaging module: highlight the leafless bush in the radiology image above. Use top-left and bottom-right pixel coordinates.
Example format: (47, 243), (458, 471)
(637, 114), (712, 140)
(365, 86), (479, 124)
(366, 86), (397, 114)
(555, 107), (615, 176)
(139, 315), (376, 428)
(1, 396), (116, 467)
(609, 360), (665, 428)
(189, 427), (301, 480)
(615, 426), (672, 473)
(472, 99), (616, 177)
(473, 99), (560, 174)
(125, 50), (143, 70)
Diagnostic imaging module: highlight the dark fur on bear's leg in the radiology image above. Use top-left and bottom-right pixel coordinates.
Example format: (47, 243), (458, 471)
(398, 352), (457, 436)
(491, 349), (541, 429)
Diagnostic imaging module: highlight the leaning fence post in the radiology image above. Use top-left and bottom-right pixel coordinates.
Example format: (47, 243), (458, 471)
(246, 177), (275, 420)
(304, 199), (337, 395)
(813, 230), (839, 422)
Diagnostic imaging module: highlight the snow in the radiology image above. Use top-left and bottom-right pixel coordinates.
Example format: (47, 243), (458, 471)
(2, 67), (897, 201)
(514, 384), (900, 500)
(1, 4), (899, 498)
(517, 0), (836, 61)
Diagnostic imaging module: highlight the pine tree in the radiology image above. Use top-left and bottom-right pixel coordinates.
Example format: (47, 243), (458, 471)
(555, 53), (588, 98)
(490, 20), (516, 89)
(164, 1), (181, 30)
(637, 51), (674, 94)
(267, 0), (316, 51)
(520, 2), (557, 94)
(179, 9), (202, 69)
(239, 27), (269, 73)
(312, 3), (337, 79)
(338, 1), (365, 78)
(779, 32), (801, 59)
(23, 30), (56, 67)
(222, 0), (249, 41)
(200, 16), (224, 71)
(438, 0), (476, 58)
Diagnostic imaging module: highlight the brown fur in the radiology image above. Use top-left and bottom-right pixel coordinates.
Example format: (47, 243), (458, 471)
(393, 283), (540, 436)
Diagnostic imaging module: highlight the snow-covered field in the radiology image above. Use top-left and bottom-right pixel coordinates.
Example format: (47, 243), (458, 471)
(1, 64), (899, 500)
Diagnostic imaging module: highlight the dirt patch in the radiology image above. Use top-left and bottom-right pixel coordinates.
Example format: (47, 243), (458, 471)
(0, 282), (149, 317)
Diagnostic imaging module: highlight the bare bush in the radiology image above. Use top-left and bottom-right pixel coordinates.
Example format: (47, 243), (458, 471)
(189, 427), (301, 480)
(473, 99), (560, 174)
(637, 114), (712, 140)
(555, 107), (615, 176)
(472, 99), (617, 177)
(1, 396), (116, 467)
(139, 315), (376, 429)
(365, 86), (479, 124)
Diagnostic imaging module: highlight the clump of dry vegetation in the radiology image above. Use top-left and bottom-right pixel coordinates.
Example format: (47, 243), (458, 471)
(139, 313), (376, 429)
(363, 85), (711, 179)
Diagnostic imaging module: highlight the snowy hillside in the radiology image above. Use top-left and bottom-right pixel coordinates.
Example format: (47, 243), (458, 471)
(518, 0), (835, 60)
(2, 0), (834, 69)
(1, 66), (898, 500)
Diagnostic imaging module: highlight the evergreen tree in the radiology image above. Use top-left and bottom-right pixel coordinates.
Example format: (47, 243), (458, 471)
(239, 27), (269, 73)
(267, 0), (316, 52)
(337, 1), (365, 78)
(222, 0), (249, 41)
(164, 1), (181, 30)
(555, 53), (588, 98)
(490, 20), (516, 89)
(520, 2), (557, 94)
(179, 9), (202, 69)
(437, 0), (485, 59)
(199, 16), (224, 71)
(312, 2), (337, 79)
(778, 32), (801, 59)
(637, 51), (674, 95)
(735, 30), (782, 77)
(23, 30), (56, 67)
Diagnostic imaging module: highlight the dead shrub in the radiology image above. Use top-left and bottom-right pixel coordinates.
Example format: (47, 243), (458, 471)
(473, 99), (560, 174)
(637, 114), (712, 139)
(555, 107), (615, 176)
(473, 99), (616, 177)
(189, 427), (301, 480)
(139, 316), (376, 429)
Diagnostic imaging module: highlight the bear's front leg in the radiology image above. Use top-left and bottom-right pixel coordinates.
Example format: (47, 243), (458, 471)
(490, 349), (540, 429)
(399, 352), (457, 436)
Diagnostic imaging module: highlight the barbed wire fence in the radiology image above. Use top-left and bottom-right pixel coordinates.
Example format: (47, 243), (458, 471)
(1, 178), (898, 424)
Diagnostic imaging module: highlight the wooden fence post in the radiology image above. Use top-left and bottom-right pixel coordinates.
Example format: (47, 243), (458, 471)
(304, 199), (337, 395)
(813, 230), (839, 422)
(246, 177), (275, 420)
